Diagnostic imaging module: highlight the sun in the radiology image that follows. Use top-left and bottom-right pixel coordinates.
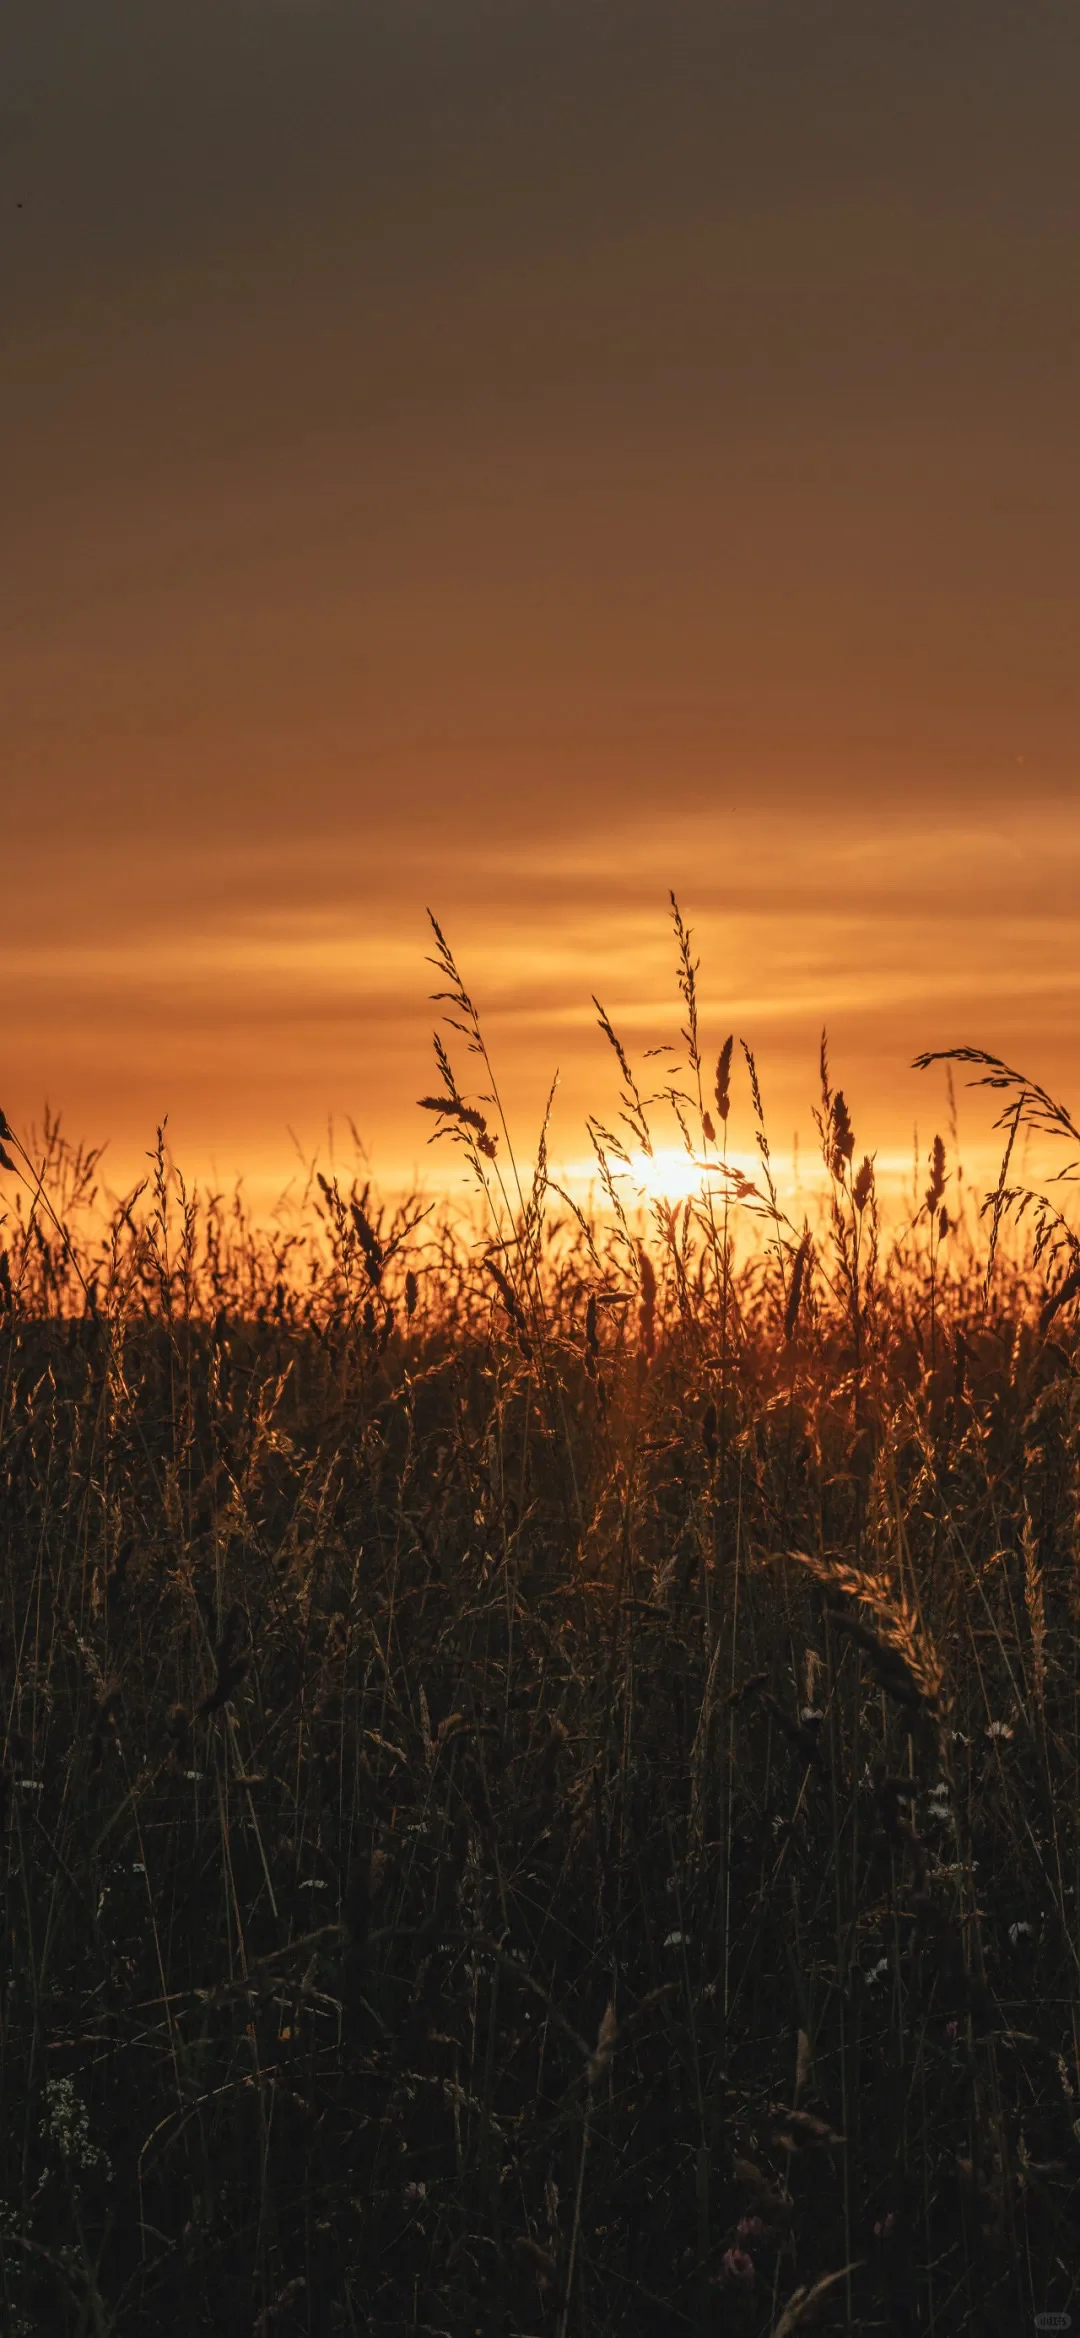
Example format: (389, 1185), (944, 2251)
(620, 1145), (773, 1207)
(561, 1143), (772, 1209)
(624, 1146), (713, 1204)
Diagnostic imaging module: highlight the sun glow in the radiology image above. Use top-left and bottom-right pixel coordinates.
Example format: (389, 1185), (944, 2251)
(559, 1144), (788, 1210)
(622, 1146), (765, 1206)
(623, 1147), (711, 1203)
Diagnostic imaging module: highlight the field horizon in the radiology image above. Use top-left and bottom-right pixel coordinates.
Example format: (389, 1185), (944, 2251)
(3, 916), (1080, 2335)
(7, 4), (1080, 2328)
(0, 897), (1062, 1250)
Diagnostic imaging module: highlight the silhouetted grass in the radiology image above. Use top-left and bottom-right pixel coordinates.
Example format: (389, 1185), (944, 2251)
(1, 909), (1079, 2337)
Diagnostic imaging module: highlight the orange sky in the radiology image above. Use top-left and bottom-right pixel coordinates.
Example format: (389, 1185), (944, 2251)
(3, 4), (1079, 1212)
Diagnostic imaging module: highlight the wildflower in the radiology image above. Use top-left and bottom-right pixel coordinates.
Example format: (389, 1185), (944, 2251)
(1008, 1920), (1035, 1945)
(663, 1929), (686, 1948)
(40, 2079), (111, 2180)
(864, 1955), (889, 1988)
(720, 2246), (755, 2287)
(986, 1720), (1013, 1741)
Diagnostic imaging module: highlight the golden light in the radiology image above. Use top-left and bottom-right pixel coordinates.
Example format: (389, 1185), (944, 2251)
(619, 1145), (794, 1209)
(558, 1145), (782, 1210)
(623, 1147), (706, 1203)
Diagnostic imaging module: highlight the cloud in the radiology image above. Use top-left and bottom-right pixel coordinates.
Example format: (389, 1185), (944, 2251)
(2, 3), (1077, 1196)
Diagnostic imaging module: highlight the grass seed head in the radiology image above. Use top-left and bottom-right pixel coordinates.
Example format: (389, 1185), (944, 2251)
(715, 1036), (733, 1123)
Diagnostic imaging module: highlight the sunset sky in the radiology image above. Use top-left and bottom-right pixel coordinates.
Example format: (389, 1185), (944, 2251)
(3, 3), (1079, 1210)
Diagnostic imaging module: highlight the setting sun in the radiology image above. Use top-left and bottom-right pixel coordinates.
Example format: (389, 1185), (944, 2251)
(621, 1144), (761, 1206)
(3, 5), (1077, 2326)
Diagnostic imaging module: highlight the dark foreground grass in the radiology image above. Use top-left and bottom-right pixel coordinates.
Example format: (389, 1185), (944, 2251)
(3, 920), (1080, 2337)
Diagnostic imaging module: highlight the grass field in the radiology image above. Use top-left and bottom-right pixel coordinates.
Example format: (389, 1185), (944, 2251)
(2, 911), (1080, 2336)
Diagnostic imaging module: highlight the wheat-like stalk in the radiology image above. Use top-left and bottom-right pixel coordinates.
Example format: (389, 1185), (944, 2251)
(774, 1549), (947, 1720)
(1022, 1503), (1046, 1725)
(771, 2265), (863, 2337)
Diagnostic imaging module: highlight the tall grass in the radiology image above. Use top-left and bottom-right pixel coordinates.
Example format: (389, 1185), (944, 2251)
(0, 909), (1079, 2336)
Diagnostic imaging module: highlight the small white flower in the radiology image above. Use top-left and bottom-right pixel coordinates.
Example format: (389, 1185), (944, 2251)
(663, 1930), (687, 1949)
(986, 1721), (1013, 1741)
(799, 1707), (824, 1728)
(864, 1955), (889, 1988)
(40, 2080), (111, 2180)
(1008, 1920), (1034, 1945)
(299, 1878), (328, 1892)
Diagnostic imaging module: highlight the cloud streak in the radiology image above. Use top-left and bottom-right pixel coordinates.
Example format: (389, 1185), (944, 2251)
(2, 4), (1078, 1201)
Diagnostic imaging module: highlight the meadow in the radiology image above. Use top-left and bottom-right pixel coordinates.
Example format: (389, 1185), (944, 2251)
(2, 908), (1079, 2337)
